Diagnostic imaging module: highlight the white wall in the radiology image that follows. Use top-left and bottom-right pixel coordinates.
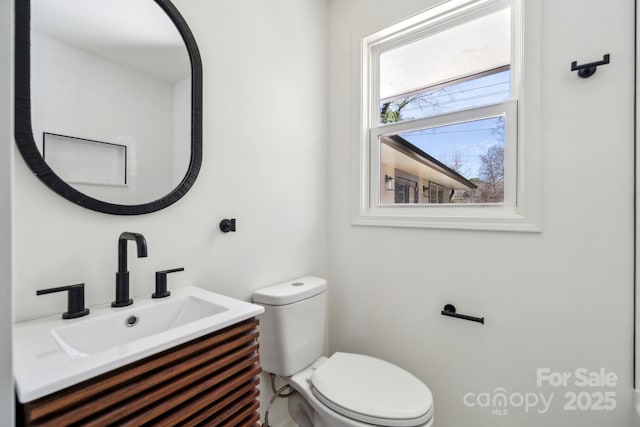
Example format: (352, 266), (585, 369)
(0, 0), (14, 424)
(31, 31), (175, 204)
(637, 0), (640, 405)
(328, 1), (636, 427)
(13, 0), (328, 424)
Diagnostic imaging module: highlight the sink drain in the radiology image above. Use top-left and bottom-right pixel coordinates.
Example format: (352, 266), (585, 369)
(125, 315), (139, 327)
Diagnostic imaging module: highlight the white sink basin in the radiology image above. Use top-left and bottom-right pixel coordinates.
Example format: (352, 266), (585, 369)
(53, 295), (228, 358)
(14, 286), (264, 403)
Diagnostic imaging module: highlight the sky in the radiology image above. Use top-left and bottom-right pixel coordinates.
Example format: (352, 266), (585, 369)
(382, 70), (509, 179)
(399, 117), (503, 179)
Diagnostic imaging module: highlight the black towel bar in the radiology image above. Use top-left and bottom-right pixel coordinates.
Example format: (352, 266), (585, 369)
(441, 304), (484, 324)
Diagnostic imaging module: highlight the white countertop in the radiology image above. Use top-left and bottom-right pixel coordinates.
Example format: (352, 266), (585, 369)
(14, 286), (264, 403)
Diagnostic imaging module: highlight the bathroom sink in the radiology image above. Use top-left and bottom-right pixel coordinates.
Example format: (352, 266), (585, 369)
(14, 286), (264, 403)
(52, 295), (228, 358)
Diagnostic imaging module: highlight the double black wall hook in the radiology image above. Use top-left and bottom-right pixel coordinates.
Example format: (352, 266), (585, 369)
(571, 54), (610, 78)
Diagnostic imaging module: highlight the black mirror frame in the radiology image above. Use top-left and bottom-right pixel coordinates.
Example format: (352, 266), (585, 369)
(14, 0), (203, 215)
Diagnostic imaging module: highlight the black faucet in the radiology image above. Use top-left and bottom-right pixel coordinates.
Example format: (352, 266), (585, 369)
(112, 232), (148, 307)
(153, 267), (184, 298)
(37, 283), (90, 319)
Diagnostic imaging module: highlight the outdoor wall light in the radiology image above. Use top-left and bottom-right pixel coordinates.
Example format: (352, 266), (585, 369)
(423, 185), (429, 197)
(385, 175), (395, 191)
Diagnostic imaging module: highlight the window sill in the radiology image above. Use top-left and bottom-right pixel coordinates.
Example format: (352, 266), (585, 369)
(352, 205), (541, 232)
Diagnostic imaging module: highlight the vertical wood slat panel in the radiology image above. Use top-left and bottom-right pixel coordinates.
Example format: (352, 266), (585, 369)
(146, 377), (260, 426)
(18, 318), (261, 426)
(25, 318), (259, 421)
(38, 342), (260, 427)
(201, 399), (260, 427)
(77, 357), (260, 427)
(115, 366), (262, 426)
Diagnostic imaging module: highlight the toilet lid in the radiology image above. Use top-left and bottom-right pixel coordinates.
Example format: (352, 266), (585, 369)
(310, 352), (433, 427)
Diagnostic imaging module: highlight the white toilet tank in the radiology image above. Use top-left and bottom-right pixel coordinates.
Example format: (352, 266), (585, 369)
(252, 276), (327, 377)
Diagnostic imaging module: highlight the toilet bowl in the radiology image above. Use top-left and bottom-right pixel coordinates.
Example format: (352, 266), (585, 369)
(252, 276), (434, 427)
(287, 354), (433, 427)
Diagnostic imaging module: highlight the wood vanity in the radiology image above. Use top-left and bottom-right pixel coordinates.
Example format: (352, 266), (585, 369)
(17, 318), (261, 426)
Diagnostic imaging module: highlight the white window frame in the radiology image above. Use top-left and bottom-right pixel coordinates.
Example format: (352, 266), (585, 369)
(351, 0), (542, 232)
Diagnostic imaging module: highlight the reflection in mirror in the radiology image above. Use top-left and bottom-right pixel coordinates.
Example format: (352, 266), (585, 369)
(15, 0), (202, 214)
(31, 0), (190, 205)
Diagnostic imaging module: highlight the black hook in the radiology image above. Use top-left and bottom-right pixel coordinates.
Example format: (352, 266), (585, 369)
(570, 54), (610, 78)
(219, 218), (236, 233)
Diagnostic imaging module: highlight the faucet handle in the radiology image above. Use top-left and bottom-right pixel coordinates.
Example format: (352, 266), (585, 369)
(153, 268), (184, 299)
(36, 283), (90, 319)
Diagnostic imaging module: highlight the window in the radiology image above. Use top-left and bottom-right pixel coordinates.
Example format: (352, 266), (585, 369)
(394, 170), (419, 204)
(429, 182), (445, 204)
(353, 0), (541, 231)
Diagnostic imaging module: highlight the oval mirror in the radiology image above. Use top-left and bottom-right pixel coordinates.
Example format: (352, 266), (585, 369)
(15, 0), (202, 215)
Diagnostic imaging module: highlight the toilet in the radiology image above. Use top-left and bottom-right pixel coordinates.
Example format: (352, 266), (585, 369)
(252, 276), (434, 427)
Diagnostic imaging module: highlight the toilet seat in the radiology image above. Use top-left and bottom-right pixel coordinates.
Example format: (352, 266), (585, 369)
(309, 352), (433, 427)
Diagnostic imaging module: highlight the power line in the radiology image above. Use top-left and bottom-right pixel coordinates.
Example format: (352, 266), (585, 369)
(383, 80), (510, 104)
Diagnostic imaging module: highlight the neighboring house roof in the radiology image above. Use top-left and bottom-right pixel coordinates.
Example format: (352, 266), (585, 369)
(381, 135), (478, 190)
